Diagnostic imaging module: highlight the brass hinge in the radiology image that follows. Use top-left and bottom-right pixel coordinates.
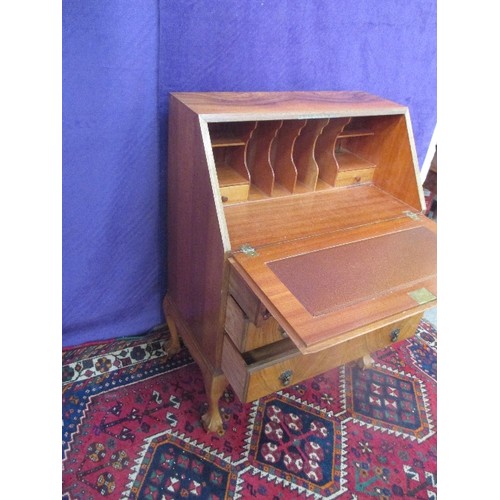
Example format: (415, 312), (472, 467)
(240, 244), (258, 257)
(403, 210), (420, 221)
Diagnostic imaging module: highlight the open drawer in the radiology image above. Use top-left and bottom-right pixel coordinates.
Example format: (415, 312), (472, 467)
(222, 312), (423, 403)
(225, 295), (287, 352)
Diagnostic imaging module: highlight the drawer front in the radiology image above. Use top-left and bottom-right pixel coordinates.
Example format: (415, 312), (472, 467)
(220, 184), (249, 204)
(335, 167), (375, 187)
(225, 295), (286, 352)
(228, 267), (269, 327)
(222, 313), (422, 403)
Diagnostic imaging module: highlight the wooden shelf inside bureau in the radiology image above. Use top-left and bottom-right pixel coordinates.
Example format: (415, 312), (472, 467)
(336, 148), (376, 170)
(216, 166), (249, 187)
(211, 136), (246, 147)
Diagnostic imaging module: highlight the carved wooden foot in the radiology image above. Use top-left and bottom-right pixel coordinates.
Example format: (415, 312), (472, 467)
(164, 314), (181, 357)
(200, 373), (227, 435)
(358, 353), (374, 370)
(162, 296), (181, 357)
(161, 294), (227, 434)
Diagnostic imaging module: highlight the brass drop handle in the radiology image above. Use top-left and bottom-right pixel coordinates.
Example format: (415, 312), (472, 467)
(279, 370), (293, 387)
(221, 196), (228, 203)
(390, 328), (400, 342)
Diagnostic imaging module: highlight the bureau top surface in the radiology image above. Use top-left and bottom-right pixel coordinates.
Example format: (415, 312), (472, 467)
(170, 91), (407, 120)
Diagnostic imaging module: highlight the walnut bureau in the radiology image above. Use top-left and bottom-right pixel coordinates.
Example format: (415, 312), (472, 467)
(162, 91), (437, 434)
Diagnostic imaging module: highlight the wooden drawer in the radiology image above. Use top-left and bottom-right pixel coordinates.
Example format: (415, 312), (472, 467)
(335, 167), (375, 187)
(225, 295), (287, 352)
(228, 267), (269, 327)
(221, 312), (422, 403)
(220, 183), (249, 204)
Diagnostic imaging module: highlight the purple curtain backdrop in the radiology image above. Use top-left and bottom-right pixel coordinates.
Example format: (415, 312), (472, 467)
(63, 0), (436, 347)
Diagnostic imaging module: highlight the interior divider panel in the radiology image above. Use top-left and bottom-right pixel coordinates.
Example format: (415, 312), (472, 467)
(292, 118), (330, 192)
(315, 117), (351, 186)
(246, 120), (283, 197)
(270, 119), (307, 194)
(229, 122), (257, 181)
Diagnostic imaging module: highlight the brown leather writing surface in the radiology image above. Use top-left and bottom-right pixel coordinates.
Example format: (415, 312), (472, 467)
(267, 227), (436, 317)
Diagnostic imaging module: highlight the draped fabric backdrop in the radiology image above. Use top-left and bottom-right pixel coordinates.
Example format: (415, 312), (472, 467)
(62, 0), (436, 347)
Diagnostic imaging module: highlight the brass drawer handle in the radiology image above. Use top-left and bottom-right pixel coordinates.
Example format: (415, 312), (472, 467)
(279, 370), (293, 387)
(390, 328), (400, 342)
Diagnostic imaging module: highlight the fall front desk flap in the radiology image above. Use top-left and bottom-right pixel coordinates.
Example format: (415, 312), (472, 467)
(229, 218), (437, 354)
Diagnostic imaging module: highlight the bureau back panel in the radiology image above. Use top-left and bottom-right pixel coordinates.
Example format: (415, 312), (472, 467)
(267, 226), (436, 316)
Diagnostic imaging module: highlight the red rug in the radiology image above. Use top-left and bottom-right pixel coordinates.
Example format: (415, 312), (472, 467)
(62, 319), (437, 499)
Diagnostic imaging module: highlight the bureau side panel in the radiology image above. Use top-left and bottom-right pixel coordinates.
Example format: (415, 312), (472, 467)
(167, 96), (226, 369)
(370, 113), (425, 211)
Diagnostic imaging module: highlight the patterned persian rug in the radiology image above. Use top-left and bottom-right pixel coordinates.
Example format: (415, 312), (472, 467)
(62, 319), (437, 499)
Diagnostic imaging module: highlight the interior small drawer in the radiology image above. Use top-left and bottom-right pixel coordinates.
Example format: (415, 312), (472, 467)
(225, 295), (287, 352)
(221, 312), (422, 403)
(220, 184), (250, 204)
(335, 167), (375, 187)
(228, 267), (270, 327)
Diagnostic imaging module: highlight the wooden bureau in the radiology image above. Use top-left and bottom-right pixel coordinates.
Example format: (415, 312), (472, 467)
(162, 91), (437, 434)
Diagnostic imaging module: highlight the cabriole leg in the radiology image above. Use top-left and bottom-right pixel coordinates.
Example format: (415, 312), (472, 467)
(162, 296), (181, 357)
(162, 294), (227, 434)
(200, 372), (227, 435)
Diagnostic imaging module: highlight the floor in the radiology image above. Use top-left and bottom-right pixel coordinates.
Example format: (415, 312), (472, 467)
(423, 306), (437, 328)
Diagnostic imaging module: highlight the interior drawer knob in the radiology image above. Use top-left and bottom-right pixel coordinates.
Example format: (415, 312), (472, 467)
(261, 308), (271, 320)
(279, 370), (293, 387)
(390, 328), (400, 342)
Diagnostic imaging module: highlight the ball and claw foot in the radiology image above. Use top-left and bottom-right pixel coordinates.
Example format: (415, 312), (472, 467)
(201, 409), (225, 436)
(358, 353), (374, 370)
